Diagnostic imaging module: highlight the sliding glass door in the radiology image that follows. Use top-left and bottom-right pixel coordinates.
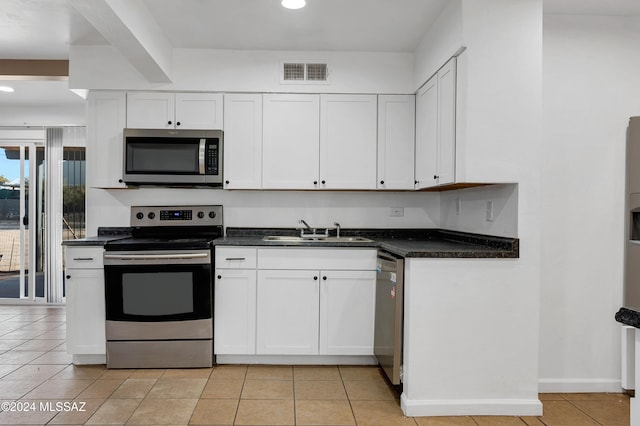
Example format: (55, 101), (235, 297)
(0, 143), (42, 300)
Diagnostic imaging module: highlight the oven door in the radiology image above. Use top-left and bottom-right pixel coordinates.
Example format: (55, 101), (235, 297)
(103, 250), (212, 324)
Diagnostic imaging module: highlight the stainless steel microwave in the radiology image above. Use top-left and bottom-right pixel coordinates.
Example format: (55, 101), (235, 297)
(122, 128), (223, 186)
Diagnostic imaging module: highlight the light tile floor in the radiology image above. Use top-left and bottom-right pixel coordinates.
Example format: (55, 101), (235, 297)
(0, 305), (631, 425)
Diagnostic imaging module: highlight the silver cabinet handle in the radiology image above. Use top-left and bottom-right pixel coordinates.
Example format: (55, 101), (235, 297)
(73, 257), (94, 261)
(225, 257), (246, 261)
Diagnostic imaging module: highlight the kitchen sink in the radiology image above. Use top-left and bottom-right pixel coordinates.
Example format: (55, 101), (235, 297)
(262, 235), (373, 243)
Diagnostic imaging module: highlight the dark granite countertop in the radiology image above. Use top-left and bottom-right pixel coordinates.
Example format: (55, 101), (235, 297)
(62, 227), (131, 246)
(616, 307), (640, 328)
(214, 228), (519, 259)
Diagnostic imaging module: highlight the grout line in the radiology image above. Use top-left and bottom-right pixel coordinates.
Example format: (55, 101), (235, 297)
(292, 367), (297, 426)
(337, 365), (359, 425)
(564, 398), (607, 426)
(232, 365), (248, 425)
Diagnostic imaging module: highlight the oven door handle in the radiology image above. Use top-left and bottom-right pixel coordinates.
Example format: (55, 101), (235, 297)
(104, 253), (210, 262)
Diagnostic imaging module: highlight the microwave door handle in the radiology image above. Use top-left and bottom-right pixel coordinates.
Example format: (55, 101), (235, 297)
(199, 139), (206, 174)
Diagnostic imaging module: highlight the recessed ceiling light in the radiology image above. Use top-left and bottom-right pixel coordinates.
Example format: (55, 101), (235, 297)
(0, 86), (14, 93)
(282, 0), (305, 10)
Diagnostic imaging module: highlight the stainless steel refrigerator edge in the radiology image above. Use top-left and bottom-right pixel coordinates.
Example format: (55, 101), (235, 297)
(624, 117), (640, 310)
(374, 251), (404, 385)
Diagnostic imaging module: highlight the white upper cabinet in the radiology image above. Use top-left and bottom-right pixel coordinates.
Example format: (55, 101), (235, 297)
(320, 94), (378, 189)
(437, 59), (456, 185)
(126, 92), (223, 130)
(377, 95), (416, 190)
(415, 57), (457, 189)
(415, 76), (438, 188)
(262, 93), (378, 190)
(223, 94), (263, 189)
(87, 91), (127, 188)
(262, 94), (320, 189)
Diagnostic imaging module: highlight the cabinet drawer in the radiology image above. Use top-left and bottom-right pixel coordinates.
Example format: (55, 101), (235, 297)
(216, 247), (257, 269)
(257, 248), (376, 270)
(64, 246), (104, 269)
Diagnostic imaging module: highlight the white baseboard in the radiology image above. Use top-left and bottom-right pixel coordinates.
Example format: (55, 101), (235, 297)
(400, 393), (543, 417)
(538, 378), (622, 393)
(72, 354), (106, 365)
(215, 355), (377, 365)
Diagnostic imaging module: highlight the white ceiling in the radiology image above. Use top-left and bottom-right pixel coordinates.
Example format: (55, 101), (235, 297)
(139, 0), (448, 52)
(1, 0), (640, 110)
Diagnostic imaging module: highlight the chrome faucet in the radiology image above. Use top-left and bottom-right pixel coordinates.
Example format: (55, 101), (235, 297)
(333, 222), (341, 238)
(299, 219), (314, 236)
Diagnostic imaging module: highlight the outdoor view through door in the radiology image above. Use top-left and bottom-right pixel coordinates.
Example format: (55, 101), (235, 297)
(0, 134), (86, 301)
(0, 144), (39, 299)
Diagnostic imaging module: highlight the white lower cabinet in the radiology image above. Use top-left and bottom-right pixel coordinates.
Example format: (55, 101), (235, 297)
(214, 269), (257, 355)
(214, 246), (377, 359)
(64, 246), (106, 363)
(255, 248), (376, 357)
(256, 269), (320, 355)
(319, 270), (376, 355)
(214, 247), (257, 355)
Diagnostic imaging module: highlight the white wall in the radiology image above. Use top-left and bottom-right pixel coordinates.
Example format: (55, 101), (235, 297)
(440, 184), (518, 238)
(70, 46), (415, 94)
(413, 0), (463, 90)
(401, 0), (541, 415)
(0, 105), (86, 127)
(86, 188), (441, 236)
(540, 14), (640, 392)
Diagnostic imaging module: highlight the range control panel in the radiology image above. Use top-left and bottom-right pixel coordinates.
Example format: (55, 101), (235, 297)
(130, 205), (223, 227)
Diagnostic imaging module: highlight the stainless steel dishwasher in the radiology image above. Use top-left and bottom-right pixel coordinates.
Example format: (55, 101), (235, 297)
(374, 250), (404, 385)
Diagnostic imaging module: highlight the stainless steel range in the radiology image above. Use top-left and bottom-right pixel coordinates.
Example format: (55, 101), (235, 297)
(103, 205), (222, 369)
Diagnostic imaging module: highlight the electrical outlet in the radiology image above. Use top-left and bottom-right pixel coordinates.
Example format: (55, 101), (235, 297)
(486, 201), (494, 222)
(390, 207), (404, 217)
(455, 198), (461, 216)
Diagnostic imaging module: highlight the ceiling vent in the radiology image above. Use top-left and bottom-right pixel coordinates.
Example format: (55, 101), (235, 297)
(281, 62), (329, 84)
(283, 63), (305, 81)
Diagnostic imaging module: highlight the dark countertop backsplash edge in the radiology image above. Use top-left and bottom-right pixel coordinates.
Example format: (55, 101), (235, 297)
(224, 227), (519, 257)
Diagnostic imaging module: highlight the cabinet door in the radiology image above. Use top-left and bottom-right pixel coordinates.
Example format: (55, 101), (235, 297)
(256, 269), (319, 355)
(214, 269), (257, 355)
(437, 57), (457, 185)
(377, 95), (416, 190)
(223, 94), (263, 189)
(319, 270), (376, 355)
(262, 94), (320, 189)
(87, 91), (127, 188)
(175, 93), (223, 130)
(126, 92), (175, 129)
(320, 94), (377, 189)
(65, 268), (105, 355)
(415, 75), (438, 189)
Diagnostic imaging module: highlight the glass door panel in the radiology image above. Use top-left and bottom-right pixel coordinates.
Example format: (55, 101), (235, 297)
(0, 144), (38, 299)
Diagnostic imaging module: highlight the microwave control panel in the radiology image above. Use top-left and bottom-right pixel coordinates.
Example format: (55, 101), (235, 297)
(205, 139), (219, 175)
